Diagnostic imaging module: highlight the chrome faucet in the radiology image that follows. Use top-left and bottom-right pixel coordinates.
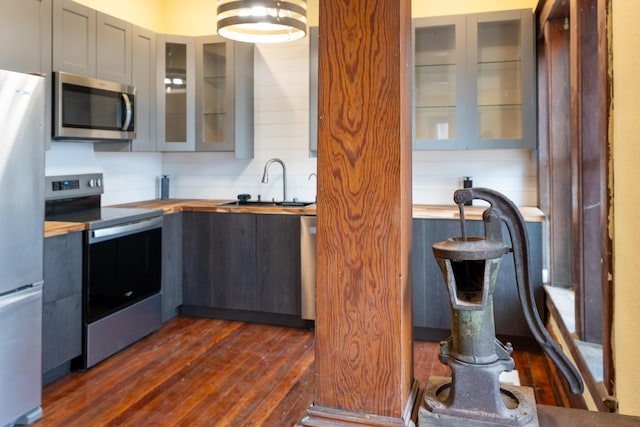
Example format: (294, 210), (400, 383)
(261, 158), (287, 202)
(308, 173), (317, 202)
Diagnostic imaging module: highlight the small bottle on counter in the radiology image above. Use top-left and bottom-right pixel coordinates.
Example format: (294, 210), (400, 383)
(160, 175), (170, 200)
(463, 176), (472, 206)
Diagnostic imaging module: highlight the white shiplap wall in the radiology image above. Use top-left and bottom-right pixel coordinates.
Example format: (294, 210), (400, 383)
(45, 142), (162, 205)
(46, 38), (538, 206)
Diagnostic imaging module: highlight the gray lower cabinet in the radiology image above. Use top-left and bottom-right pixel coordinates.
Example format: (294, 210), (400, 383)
(256, 214), (301, 316)
(43, 231), (82, 384)
(412, 218), (543, 343)
(161, 212), (182, 320)
(182, 212), (302, 325)
(183, 212), (256, 310)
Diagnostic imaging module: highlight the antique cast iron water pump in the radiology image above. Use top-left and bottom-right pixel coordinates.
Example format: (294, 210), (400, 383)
(419, 188), (583, 427)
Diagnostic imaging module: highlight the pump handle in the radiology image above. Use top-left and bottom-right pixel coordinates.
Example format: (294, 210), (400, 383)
(454, 187), (584, 395)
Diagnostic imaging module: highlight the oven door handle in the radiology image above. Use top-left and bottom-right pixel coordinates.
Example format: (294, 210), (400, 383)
(89, 216), (162, 243)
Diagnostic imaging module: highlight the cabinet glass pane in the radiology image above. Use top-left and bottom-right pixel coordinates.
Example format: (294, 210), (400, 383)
(416, 107), (456, 140)
(416, 64), (457, 107)
(478, 61), (522, 105)
(476, 19), (522, 139)
(478, 105), (522, 139)
(415, 25), (456, 65)
(415, 24), (457, 141)
(165, 42), (187, 142)
(202, 42), (227, 143)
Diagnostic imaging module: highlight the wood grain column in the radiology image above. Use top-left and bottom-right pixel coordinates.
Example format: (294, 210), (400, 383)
(302, 0), (416, 425)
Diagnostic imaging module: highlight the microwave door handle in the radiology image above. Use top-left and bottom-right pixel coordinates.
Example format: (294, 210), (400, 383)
(121, 93), (132, 130)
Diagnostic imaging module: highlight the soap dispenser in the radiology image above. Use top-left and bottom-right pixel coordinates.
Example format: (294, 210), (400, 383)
(462, 177), (472, 205)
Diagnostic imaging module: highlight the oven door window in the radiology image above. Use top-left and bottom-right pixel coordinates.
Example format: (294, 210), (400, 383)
(86, 227), (161, 323)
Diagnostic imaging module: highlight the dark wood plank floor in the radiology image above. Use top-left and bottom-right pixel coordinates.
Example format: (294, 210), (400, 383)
(36, 316), (569, 427)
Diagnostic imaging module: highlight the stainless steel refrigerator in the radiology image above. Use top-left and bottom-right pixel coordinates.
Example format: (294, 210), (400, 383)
(0, 70), (45, 426)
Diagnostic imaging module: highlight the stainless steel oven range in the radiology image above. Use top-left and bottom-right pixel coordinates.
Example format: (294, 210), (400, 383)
(45, 173), (162, 369)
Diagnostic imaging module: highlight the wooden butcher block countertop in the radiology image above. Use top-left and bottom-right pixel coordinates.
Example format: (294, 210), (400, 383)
(44, 221), (87, 238)
(121, 199), (544, 221)
(44, 199), (544, 238)
(412, 204), (545, 221)
(116, 199), (317, 215)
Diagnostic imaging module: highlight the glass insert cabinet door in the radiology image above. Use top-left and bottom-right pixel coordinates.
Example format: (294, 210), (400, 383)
(413, 10), (535, 150)
(165, 42), (188, 143)
(203, 42), (227, 143)
(413, 15), (466, 150)
(156, 34), (253, 154)
(195, 36), (234, 151)
(156, 34), (195, 151)
(468, 10), (535, 149)
(195, 35), (254, 156)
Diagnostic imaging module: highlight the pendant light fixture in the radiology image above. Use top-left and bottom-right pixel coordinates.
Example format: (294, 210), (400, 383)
(216, 0), (307, 43)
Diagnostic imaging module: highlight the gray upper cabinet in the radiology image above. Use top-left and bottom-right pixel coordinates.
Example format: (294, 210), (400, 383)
(96, 13), (132, 83)
(52, 0), (132, 84)
(413, 15), (466, 150)
(50, 1), (255, 155)
(156, 34), (254, 155)
(0, 0), (51, 74)
(195, 36), (254, 158)
(0, 0), (52, 150)
(131, 25), (157, 152)
(54, 0), (155, 152)
(156, 34), (196, 151)
(413, 9), (535, 150)
(52, 0), (96, 77)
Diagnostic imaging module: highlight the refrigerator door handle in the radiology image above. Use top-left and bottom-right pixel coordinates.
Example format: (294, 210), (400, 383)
(0, 283), (43, 313)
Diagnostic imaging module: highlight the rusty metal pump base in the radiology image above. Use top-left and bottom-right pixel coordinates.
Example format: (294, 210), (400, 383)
(419, 376), (540, 427)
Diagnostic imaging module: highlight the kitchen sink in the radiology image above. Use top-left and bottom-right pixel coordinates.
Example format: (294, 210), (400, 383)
(218, 200), (315, 207)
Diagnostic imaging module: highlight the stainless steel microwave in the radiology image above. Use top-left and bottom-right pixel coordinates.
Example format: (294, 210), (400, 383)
(53, 71), (136, 141)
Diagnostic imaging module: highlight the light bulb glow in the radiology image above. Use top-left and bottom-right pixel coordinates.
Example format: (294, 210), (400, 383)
(217, 0), (307, 43)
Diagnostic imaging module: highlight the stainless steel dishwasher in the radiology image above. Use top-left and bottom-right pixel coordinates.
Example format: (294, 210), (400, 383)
(300, 216), (317, 320)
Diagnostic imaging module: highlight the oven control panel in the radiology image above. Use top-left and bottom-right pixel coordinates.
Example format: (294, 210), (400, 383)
(45, 173), (104, 201)
(51, 179), (80, 191)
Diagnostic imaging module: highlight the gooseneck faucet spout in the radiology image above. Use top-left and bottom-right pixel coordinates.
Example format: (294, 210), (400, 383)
(261, 158), (287, 202)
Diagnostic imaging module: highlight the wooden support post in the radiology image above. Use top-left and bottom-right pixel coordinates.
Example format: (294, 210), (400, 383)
(302, 0), (417, 425)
